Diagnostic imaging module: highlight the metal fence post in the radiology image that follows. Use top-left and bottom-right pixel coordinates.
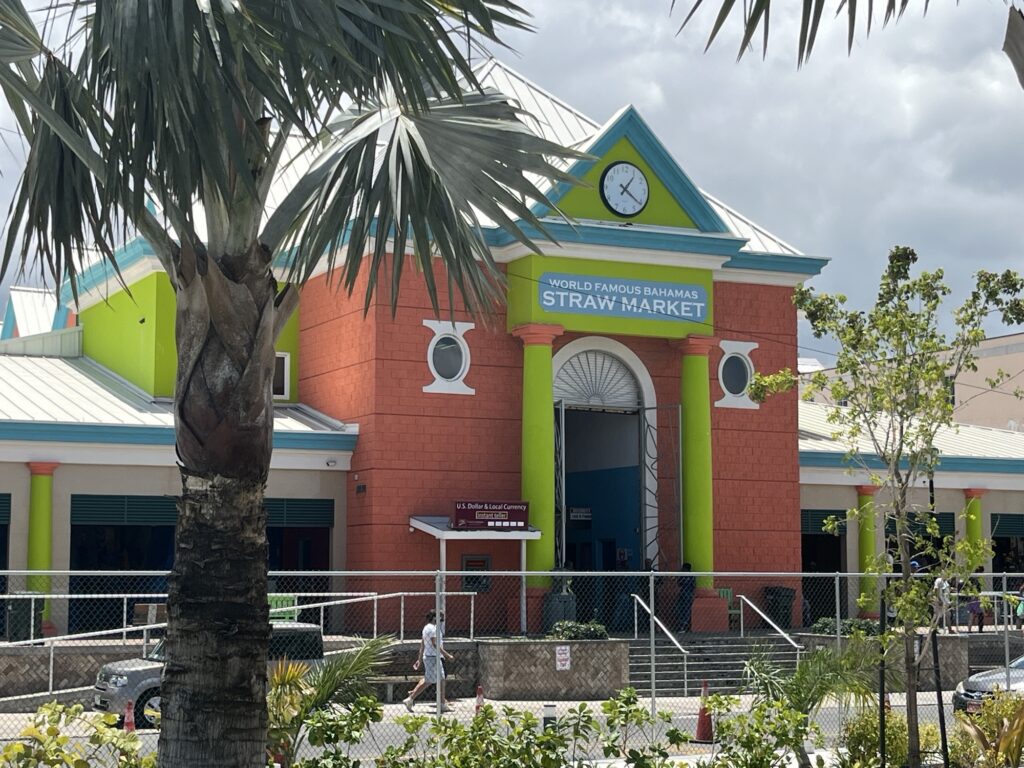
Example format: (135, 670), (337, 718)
(29, 597), (35, 641)
(834, 573), (842, 650)
(48, 643), (54, 693)
(373, 597), (378, 639)
(470, 594), (475, 641)
(435, 571), (444, 725)
(649, 572), (657, 717)
(122, 598), (128, 643)
(1005, 573), (1011, 692)
(400, 595), (405, 642)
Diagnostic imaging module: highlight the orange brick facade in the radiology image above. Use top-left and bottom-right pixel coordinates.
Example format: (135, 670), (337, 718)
(298, 265), (802, 576)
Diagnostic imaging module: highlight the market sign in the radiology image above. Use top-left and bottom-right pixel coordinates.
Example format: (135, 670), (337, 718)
(453, 501), (529, 530)
(507, 255), (713, 339)
(538, 273), (708, 323)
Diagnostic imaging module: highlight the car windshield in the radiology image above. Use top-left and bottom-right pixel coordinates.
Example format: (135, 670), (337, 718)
(146, 640), (166, 662)
(1009, 655), (1024, 670)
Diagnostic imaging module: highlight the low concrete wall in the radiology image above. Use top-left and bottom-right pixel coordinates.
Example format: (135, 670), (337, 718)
(797, 633), (969, 692)
(478, 639), (629, 700)
(0, 643), (140, 699)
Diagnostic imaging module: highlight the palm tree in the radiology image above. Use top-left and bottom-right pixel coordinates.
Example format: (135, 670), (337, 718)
(0, 3), (576, 766)
(743, 641), (889, 768)
(266, 636), (390, 767)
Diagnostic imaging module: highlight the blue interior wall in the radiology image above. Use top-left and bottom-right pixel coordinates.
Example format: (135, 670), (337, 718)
(566, 465), (641, 569)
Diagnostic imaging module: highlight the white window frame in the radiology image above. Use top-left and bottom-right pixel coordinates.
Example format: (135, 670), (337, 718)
(274, 351), (291, 400)
(715, 340), (759, 410)
(422, 320), (475, 395)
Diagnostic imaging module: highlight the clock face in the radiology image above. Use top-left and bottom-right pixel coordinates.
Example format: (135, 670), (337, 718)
(599, 161), (649, 217)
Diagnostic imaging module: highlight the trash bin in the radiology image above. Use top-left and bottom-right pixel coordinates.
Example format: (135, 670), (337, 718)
(6, 592), (43, 642)
(763, 586), (796, 630)
(542, 591), (577, 632)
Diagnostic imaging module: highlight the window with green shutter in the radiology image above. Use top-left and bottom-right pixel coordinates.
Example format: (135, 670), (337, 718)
(71, 495), (333, 527)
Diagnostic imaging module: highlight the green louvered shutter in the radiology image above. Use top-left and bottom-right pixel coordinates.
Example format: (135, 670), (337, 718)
(993, 514), (1024, 538)
(0, 493), (10, 524)
(885, 512), (956, 538)
(801, 509), (847, 535)
(265, 498), (334, 527)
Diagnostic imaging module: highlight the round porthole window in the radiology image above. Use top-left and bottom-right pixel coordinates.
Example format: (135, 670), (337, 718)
(431, 335), (466, 381)
(721, 353), (752, 396)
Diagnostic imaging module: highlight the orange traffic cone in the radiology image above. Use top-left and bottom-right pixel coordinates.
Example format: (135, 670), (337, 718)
(694, 680), (714, 743)
(124, 700), (136, 732)
(475, 685), (485, 714)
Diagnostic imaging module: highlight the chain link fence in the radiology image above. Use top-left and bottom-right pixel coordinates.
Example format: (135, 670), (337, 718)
(1, 569), (1021, 761)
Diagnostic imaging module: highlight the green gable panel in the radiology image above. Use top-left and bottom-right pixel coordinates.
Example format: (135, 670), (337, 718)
(801, 509), (847, 535)
(558, 137), (697, 228)
(992, 514), (1024, 538)
(0, 493), (9, 524)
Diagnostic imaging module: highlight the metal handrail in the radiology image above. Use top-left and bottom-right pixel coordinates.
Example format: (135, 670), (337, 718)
(737, 593), (804, 660)
(631, 593), (690, 697)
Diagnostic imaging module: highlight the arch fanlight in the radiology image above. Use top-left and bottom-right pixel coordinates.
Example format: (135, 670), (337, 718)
(554, 350), (641, 410)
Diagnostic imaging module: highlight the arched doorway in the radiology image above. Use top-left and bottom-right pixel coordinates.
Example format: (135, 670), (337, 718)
(552, 339), (662, 573)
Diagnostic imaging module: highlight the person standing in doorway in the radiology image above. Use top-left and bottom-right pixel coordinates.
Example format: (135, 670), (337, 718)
(403, 610), (454, 712)
(676, 563), (695, 633)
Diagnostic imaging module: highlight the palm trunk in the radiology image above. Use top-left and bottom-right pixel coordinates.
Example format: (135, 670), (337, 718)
(158, 243), (279, 768)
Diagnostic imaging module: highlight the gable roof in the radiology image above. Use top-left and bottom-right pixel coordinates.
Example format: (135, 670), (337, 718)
(1, 287), (58, 340)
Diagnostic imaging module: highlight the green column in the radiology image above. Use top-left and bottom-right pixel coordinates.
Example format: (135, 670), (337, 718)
(855, 485), (878, 608)
(679, 336), (715, 589)
(513, 324), (563, 572)
(27, 462), (59, 618)
(964, 488), (985, 552)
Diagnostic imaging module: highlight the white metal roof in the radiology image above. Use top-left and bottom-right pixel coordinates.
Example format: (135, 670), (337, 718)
(0, 354), (355, 435)
(7, 287), (57, 337)
(410, 515), (541, 541)
(799, 400), (1024, 461)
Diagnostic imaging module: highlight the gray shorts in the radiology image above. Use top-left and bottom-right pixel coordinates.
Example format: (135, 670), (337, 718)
(423, 655), (444, 683)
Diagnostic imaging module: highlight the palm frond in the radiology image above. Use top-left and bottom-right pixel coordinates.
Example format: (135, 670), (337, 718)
(300, 635), (392, 717)
(263, 90), (583, 315)
(674, 0), (934, 66)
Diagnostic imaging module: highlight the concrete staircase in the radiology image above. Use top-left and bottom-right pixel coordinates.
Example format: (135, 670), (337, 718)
(629, 634), (802, 697)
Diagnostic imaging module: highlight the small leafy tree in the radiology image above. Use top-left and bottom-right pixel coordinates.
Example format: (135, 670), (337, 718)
(752, 246), (1024, 768)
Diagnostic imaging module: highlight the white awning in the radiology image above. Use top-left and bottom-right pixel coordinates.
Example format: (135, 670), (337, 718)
(409, 515), (541, 541)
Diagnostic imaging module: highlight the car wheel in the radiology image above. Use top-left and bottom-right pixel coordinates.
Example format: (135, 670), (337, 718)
(134, 688), (160, 730)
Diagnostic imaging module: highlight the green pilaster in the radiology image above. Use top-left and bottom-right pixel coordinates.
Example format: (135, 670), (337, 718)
(514, 324), (563, 572)
(965, 490), (985, 550)
(27, 462), (58, 617)
(855, 486), (878, 608)
(680, 337), (715, 588)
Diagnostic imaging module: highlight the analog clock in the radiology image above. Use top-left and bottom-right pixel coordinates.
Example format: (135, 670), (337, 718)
(599, 161), (649, 217)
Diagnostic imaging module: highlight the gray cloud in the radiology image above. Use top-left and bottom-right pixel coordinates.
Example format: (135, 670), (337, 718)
(504, 1), (1024, 358)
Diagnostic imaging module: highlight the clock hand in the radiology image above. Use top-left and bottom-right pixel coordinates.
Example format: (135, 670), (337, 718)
(620, 177), (634, 194)
(621, 187), (642, 205)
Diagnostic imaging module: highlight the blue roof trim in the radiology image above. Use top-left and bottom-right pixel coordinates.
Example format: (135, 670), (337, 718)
(533, 106), (728, 234)
(60, 237), (156, 306)
(51, 305), (70, 331)
(0, 421), (357, 452)
(484, 219), (747, 258)
(0, 301), (15, 340)
(723, 252), (830, 277)
(800, 450), (1024, 475)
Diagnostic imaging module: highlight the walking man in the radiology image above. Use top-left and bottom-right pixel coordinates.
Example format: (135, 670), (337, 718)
(403, 610), (454, 712)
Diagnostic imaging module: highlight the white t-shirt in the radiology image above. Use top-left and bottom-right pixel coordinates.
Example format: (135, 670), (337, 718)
(422, 622), (439, 657)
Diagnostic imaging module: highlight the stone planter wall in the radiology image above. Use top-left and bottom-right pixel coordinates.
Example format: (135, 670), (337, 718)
(478, 639), (629, 700)
(797, 633), (969, 692)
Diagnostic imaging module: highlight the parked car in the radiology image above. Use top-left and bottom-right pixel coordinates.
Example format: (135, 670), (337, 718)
(92, 621), (325, 729)
(953, 655), (1024, 712)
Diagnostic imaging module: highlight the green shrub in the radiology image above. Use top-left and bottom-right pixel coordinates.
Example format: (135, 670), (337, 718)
(1, 702), (154, 767)
(960, 687), (1024, 743)
(840, 708), (939, 766)
(547, 619), (609, 640)
(810, 617), (881, 636)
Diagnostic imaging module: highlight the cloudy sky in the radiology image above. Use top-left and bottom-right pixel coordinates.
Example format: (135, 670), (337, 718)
(501, 0), (1024, 362)
(0, 1), (1021, 362)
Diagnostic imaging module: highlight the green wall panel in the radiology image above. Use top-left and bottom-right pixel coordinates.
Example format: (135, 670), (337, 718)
(557, 137), (697, 228)
(884, 512), (955, 538)
(81, 273), (300, 400)
(0, 493), (9, 524)
(507, 254), (713, 339)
